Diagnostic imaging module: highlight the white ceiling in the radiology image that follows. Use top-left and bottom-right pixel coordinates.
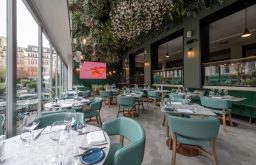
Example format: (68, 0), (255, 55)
(210, 4), (256, 51)
(23, 0), (72, 66)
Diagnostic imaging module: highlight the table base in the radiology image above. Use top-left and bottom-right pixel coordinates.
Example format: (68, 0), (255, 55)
(123, 112), (139, 118)
(166, 138), (200, 157)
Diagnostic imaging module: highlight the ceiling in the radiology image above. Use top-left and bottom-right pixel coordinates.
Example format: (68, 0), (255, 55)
(23, 0), (72, 66)
(210, 4), (256, 51)
(157, 36), (183, 62)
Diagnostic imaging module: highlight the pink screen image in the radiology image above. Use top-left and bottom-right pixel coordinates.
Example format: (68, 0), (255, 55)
(80, 62), (106, 79)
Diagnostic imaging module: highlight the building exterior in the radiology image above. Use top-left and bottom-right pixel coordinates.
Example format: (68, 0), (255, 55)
(0, 36), (57, 80)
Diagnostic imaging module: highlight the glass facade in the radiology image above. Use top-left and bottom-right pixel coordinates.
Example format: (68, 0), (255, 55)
(204, 58), (256, 87)
(0, 0), (7, 135)
(16, 0), (39, 134)
(153, 67), (183, 85)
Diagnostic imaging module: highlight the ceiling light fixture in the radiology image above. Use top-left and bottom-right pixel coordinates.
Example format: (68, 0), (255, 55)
(241, 8), (252, 38)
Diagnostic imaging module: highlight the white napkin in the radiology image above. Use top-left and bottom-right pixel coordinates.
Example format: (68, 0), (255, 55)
(87, 130), (106, 145)
(176, 109), (194, 113)
(212, 96), (222, 99)
(171, 102), (182, 105)
(43, 125), (66, 134)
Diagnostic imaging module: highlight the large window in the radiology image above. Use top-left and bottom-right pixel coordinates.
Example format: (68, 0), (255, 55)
(16, 0), (39, 134)
(0, 0), (7, 135)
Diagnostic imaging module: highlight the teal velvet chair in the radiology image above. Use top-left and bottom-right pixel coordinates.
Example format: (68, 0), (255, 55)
(147, 90), (161, 105)
(84, 97), (103, 126)
(100, 91), (112, 107)
(117, 96), (136, 118)
(200, 96), (232, 132)
(78, 90), (91, 98)
(167, 115), (220, 165)
(0, 114), (5, 135)
(36, 112), (84, 129)
(102, 117), (146, 165)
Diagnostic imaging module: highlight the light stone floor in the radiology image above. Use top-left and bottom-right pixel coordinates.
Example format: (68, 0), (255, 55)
(92, 102), (256, 165)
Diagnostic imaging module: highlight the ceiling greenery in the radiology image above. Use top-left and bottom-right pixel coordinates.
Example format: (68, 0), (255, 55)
(70, 0), (230, 64)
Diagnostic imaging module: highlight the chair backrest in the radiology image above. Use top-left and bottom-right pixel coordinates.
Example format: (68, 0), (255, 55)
(78, 90), (90, 97)
(117, 96), (135, 107)
(37, 112), (84, 129)
(169, 93), (185, 99)
(167, 115), (220, 140)
(200, 96), (231, 109)
(102, 117), (145, 165)
(90, 97), (103, 111)
(99, 91), (111, 97)
(147, 91), (160, 98)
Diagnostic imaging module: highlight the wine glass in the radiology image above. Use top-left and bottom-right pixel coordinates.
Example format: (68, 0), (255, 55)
(186, 96), (191, 104)
(65, 110), (77, 136)
(49, 121), (67, 164)
(20, 115), (40, 147)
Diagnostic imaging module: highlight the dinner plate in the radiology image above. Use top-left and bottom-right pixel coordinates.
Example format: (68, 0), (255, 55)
(80, 148), (105, 165)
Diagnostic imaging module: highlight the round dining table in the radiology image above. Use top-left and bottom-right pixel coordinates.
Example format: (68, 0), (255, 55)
(2, 125), (110, 165)
(44, 99), (91, 111)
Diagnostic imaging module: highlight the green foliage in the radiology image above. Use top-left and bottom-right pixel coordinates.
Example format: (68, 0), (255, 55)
(70, 0), (231, 63)
(0, 82), (5, 94)
(27, 80), (37, 89)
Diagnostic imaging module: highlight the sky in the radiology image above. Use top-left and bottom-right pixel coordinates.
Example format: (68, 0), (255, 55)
(0, 0), (50, 48)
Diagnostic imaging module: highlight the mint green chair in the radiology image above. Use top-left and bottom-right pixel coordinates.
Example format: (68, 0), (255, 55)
(147, 91), (161, 105)
(100, 91), (112, 107)
(36, 112), (84, 129)
(0, 114), (5, 135)
(117, 96), (136, 118)
(167, 115), (220, 165)
(84, 97), (103, 125)
(102, 117), (146, 165)
(78, 90), (91, 98)
(200, 96), (232, 132)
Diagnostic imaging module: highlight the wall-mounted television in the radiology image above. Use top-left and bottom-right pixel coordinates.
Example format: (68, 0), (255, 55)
(80, 62), (106, 79)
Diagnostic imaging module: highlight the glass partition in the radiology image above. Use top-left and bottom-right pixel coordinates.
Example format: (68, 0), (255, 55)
(204, 57), (256, 87)
(16, 0), (39, 134)
(0, 0), (7, 135)
(153, 67), (183, 85)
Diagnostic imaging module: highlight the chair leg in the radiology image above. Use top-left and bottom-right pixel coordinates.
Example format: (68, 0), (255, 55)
(163, 115), (166, 127)
(222, 110), (227, 132)
(229, 112), (233, 127)
(210, 138), (218, 165)
(171, 133), (177, 165)
(120, 135), (124, 145)
(117, 105), (120, 118)
(96, 116), (99, 124)
(97, 114), (102, 126)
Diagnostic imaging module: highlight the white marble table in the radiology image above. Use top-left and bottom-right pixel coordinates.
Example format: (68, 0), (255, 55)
(160, 102), (216, 117)
(3, 125), (110, 165)
(44, 99), (90, 111)
(210, 95), (246, 102)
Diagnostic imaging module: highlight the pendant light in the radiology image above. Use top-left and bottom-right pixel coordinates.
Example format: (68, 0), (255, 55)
(165, 42), (170, 58)
(241, 8), (252, 38)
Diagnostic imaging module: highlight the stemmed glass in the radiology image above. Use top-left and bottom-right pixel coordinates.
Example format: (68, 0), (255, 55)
(224, 89), (229, 96)
(65, 110), (77, 137)
(20, 115), (40, 147)
(49, 121), (67, 164)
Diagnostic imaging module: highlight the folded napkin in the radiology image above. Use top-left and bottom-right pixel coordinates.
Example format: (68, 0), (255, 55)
(81, 99), (90, 103)
(176, 109), (193, 114)
(212, 96), (222, 99)
(43, 125), (66, 134)
(171, 102), (182, 105)
(87, 130), (106, 145)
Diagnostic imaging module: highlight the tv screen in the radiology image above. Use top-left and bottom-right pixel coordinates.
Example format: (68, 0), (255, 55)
(80, 62), (106, 79)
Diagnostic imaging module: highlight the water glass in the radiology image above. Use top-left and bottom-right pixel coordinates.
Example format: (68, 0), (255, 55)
(0, 135), (5, 162)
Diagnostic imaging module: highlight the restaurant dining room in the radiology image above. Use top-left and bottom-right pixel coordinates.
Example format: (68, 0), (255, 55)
(0, 0), (256, 165)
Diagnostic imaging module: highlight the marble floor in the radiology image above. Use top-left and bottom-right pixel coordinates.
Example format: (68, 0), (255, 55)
(92, 102), (256, 165)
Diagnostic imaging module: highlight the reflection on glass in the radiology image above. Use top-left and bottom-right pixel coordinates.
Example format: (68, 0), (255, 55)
(204, 59), (256, 87)
(0, 0), (7, 135)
